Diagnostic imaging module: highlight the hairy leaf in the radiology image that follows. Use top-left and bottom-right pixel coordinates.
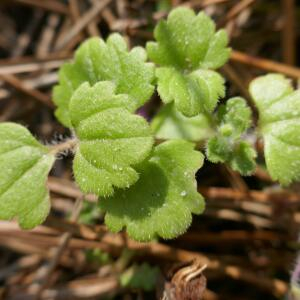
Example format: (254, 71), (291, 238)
(0, 123), (55, 229)
(155, 68), (225, 117)
(147, 7), (229, 116)
(151, 103), (213, 142)
(207, 138), (256, 175)
(53, 33), (155, 127)
(206, 136), (230, 163)
(217, 97), (252, 138)
(100, 140), (205, 241)
(250, 74), (300, 185)
(230, 141), (257, 175)
(206, 97), (256, 175)
(70, 82), (154, 197)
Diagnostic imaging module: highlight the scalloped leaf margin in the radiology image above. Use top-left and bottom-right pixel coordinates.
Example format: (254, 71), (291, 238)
(146, 7), (230, 117)
(0, 123), (55, 229)
(53, 33), (155, 127)
(70, 82), (154, 197)
(100, 140), (205, 242)
(250, 73), (300, 185)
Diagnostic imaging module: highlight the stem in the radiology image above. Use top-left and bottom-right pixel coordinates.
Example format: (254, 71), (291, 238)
(48, 138), (78, 155)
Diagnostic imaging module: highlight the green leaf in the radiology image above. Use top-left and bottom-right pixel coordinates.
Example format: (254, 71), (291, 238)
(206, 97), (256, 175)
(217, 97), (252, 138)
(207, 138), (256, 175)
(70, 82), (154, 197)
(53, 33), (155, 127)
(147, 7), (230, 69)
(0, 123), (55, 229)
(151, 103), (213, 142)
(206, 136), (230, 163)
(146, 7), (230, 116)
(156, 68), (225, 117)
(249, 74), (293, 112)
(120, 263), (160, 291)
(100, 140), (205, 242)
(230, 141), (257, 175)
(250, 74), (300, 185)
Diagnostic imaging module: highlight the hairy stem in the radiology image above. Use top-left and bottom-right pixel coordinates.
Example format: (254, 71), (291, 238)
(48, 138), (78, 155)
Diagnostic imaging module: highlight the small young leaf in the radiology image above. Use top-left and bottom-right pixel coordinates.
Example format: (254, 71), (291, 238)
(120, 263), (160, 291)
(53, 33), (155, 127)
(100, 140), (205, 242)
(147, 7), (230, 116)
(207, 138), (256, 175)
(230, 141), (257, 175)
(206, 136), (231, 163)
(151, 103), (213, 142)
(250, 74), (300, 185)
(0, 123), (55, 229)
(70, 82), (154, 197)
(217, 96), (252, 138)
(206, 97), (256, 175)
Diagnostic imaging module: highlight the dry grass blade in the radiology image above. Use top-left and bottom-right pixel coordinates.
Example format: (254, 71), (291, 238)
(281, 0), (295, 65)
(231, 50), (300, 78)
(54, 0), (113, 51)
(12, 0), (69, 15)
(0, 74), (53, 108)
(31, 197), (83, 296)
